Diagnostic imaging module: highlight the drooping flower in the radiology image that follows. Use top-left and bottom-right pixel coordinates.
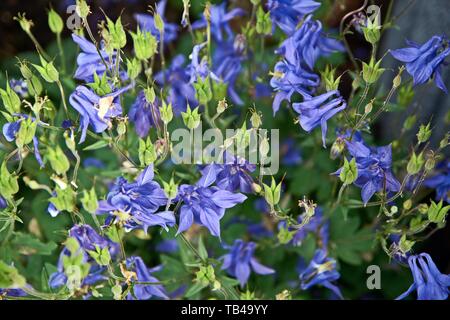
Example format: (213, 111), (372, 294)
(155, 55), (197, 114)
(424, 160), (449, 203)
(135, 0), (178, 44)
(69, 224), (119, 256)
(397, 253), (450, 300)
(213, 35), (247, 105)
(292, 90), (347, 147)
(267, 0), (321, 35)
(97, 165), (174, 232)
(198, 154), (256, 194)
(187, 43), (220, 83)
(176, 177), (247, 238)
(72, 34), (116, 83)
(391, 35), (450, 93)
(276, 15), (345, 70)
(334, 139), (401, 204)
(129, 90), (161, 138)
(9, 78), (28, 98)
(220, 239), (275, 287)
(298, 249), (343, 299)
(270, 59), (320, 114)
(125, 256), (168, 300)
(191, 2), (245, 42)
(69, 84), (132, 143)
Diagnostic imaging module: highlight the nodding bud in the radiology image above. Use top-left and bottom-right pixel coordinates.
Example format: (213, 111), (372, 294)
(364, 100), (373, 114)
(393, 66), (404, 88)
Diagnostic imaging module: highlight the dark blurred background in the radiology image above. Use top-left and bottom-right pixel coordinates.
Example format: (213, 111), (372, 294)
(0, 0), (449, 275)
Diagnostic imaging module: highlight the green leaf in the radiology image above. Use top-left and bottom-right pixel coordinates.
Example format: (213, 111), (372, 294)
(0, 261), (26, 289)
(197, 236), (208, 260)
(185, 281), (208, 298)
(83, 140), (109, 151)
(11, 232), (57, 255)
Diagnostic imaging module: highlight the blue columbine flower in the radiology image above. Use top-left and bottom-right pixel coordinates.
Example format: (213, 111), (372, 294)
(281, 138), (302, 166)
(267, 0), (321, 35)
(187, 43), (220, 83)
(0, 288), (28, 298)
(155, 55), (197, 114)
(191, 2), (245, 42)
(424, 160), (449, 203)
(334, 139), (401, 205)
(129, 90), (161, 138)
(292, 90), (347, 148)
(176, 177), (247, 238)
(220, 239), (275, 287)
(135, 0), (178, 44)
(69, 84), (132, 143)
(198, 154), (256, 194)
(276, 15), (345, 70)
(97, 165), (174, 232)
(72, 34), (117, 83)
(298, 249), (343, 299)
(69, 224), (120, 256)
(397, 252), (450, 300)
(391, 35), (450, 93)
(270, 59), (320, 114)
(213, 35), (247, 105)
(125, 256), (168, 300)
(9, 78), (28, 98)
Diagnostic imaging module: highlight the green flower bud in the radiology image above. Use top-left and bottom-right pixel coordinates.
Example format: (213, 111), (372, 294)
(0, 81), (21, 115)
(193, 76), (212, 106)
(417, 123), (432, 144)
(106, 17), (127, 49)
(88, 245), (111, 266)
(418, 203), (429, 214)
(160, 100), (173, 124)
(162, 178), (178, 200)
(87, 72), (112, 96)
(320, 66), (341, 91)
(263, 177), (281, 207)
(48, 9), (64, 34)
(131, 28), (157, 61)
(427, 200), (450, 226)
(81, 188), (98, 214)
(0, 162), (19, 199)
(50, 186), (76, 213)
(47, 146), (70, 175)
(154, 13), (164, 34)
(277, 227), (294, 245)
(33, 55), (59, 83)
(398, 234), (415, 254)
(144, 86), (156, 104)
(362, 16), (381, 45)
(181, 105), (201, 130)
(16, 117), (37, 148)
(117, 120), (127, 136)
(362, 58), (385, 84)
(403, 199), (412, 210)
(256, 6), (272, 35)
(407, 151), (424, 175)
(126, 58), (142, 80)
(340, 158), (358, 185)
(139, 137), (157, 166)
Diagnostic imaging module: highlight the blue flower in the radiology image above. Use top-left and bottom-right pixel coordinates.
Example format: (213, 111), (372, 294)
(187, 43), (220, 83)
(83, 157), (105, 169)
(156, 239), (179, 254)
(125, 256), (168, 300)
(276, 15), (344, 70)
(176, 177), (247, 238)
(391, 36), (450, 93)
(198, 154), (256, 194)
(298, 249), (343, 299)
(192, 2), (245, 42)
(220, 239), (275, 287)
(213, 35), (247, 105)
(97, 165), (174, 232)
(397, 253), (450, 300)
(129, 90), (161, 138)
(424, 160), (449, 203)
(280, 138), (302, 166)
(72, 34), (116, 83)
(69, 84), (132, 143)
(135, 0), (178, 44)
(9, 78), (28, 98)
(267, 0), (320, 35)
(334, 139), (401, 204)
(270, 59), (319, 114)
(0, 196), (7, 210)
(155, 55), (197, 115)
(0, 288), (28, 298)
(292, 90), (347, 148)
(69, 224), (119, 255)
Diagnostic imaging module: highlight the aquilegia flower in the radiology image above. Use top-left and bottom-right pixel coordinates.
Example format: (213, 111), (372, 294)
(276, 15), (344, 70)
(192, 2), (245, 42)
(391, 35), (450, 93)
(424, 160), (449, 203)
(292, 90), (347, 148)
(187, 43), (219, 83)
(198, 154), (256, 194)
(176, 178), (247, 238)
(298, 249), (343, 299)
(69, 224), (119, 256)
(96, 165), (174, 232)
(9, 78), (28, 98)
(267, 0), (321, 35)
(72, 34), (116, 83)
(397, 252), (450, 300)
(134, 0), (178, 43)
(125, 256), (168, 300)
(155, 55), (197, 114)
(270, 59), (320, 114)
(129, 90), (161, 138)
(69, 84), (132, 143)
(220, 239), (275, 287)
(334, 139), (401, 205)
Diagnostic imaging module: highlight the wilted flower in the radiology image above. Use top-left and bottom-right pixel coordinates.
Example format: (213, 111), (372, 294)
(391, 35), (450, 93)
(129, 90), (161, 138)
(96, 165), (174, 232)
(125, 256), (168, 300)
(298, 249), (343, 299)
(267, 0), (320, 35)
(292, 90), (347, 148)
(69, 84), (132, 143)
(220, 239), (275, 287)
(334, 139), (401, 204)
(397, 253), (450, 300)
(134, 0), (178, 43)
